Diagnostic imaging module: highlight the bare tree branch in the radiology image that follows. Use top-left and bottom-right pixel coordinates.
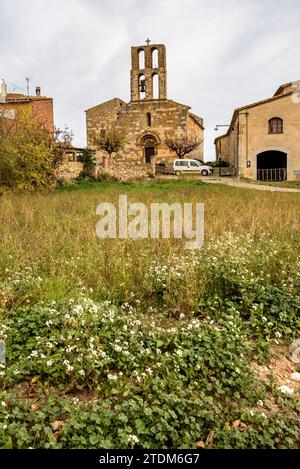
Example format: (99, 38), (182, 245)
(165, 137), (202, 159)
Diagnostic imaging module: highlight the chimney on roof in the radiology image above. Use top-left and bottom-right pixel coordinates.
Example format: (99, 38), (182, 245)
(35, 86), (41, 97)
(0, 80), (7, 102)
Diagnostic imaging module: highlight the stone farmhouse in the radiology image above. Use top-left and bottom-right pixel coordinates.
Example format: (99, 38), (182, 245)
(86, 42), (204, 179)
(215, 82), (300, 182)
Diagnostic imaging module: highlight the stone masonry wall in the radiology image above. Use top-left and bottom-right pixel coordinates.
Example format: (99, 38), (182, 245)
(102, 157), (154, 181)
(238, 94), (300, 181)
(86, 97), (204, 177)
(187, 114), (204, 160)
(56, 161), (83, 183)
(86, 98), (126, 162)
(116, 99), (189, 163)
(216, 92), (300, 181)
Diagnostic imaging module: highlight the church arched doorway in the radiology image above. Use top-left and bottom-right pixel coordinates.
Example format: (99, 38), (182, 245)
(257, 150), (287, 181)
(141, 135), (158, 164)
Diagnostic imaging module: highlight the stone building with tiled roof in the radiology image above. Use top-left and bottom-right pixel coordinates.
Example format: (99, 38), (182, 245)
(215, 82), (300, 182)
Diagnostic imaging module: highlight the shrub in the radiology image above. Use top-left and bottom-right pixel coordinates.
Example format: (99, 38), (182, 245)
(0, 111), (60, 190)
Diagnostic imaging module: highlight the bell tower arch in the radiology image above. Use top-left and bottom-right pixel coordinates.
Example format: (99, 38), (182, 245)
(130, 40), (167, 102)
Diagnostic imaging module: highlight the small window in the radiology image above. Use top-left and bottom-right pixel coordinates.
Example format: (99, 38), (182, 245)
(146, 112), (151, 126)
(268, 117), (283, 134)
(190, 161), (200, 167)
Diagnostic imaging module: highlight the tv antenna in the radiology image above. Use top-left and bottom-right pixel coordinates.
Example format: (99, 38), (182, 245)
(26, 77), (30, 95)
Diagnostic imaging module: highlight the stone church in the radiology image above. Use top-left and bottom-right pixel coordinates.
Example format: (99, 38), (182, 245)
(86, 42), (204, 179)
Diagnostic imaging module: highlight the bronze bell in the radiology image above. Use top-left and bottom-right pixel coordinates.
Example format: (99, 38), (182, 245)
(140, 80), (146, 93)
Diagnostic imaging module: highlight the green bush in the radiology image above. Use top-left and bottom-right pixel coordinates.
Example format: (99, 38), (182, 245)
(0, 111), (57, 190)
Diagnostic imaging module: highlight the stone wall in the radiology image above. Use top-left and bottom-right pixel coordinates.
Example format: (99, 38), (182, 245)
(239, 94), (300, 181)
(86, 98), (126, 162)
(56, 161), (83, 183)
(130, 44), (167, 101)
(215, 90), (300, 181)
(85, 42), (204, 177)
(100, 157), (154, 181)
(215, 134), (230, 162)
(86, 98), (204, 170)
(117, 99), (189, 163)
(187, 113), (204, 160)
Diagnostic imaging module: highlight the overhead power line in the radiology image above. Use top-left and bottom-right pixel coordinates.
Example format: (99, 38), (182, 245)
(0, 75), (29, 94)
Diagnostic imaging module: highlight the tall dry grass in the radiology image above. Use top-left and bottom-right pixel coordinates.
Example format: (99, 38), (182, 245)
(0, 180), (299, 307)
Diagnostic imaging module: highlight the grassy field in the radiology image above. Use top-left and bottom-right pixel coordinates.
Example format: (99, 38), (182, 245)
(0, 179), (300, 448)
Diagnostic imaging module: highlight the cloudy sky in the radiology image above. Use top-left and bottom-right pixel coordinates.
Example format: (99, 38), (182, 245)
(1, 0), (300, 159)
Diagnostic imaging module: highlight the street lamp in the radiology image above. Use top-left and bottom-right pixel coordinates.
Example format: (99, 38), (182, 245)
(214, 124), (231, 131)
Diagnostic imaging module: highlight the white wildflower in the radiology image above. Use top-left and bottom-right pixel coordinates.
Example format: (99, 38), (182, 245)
(107, 374), (118, 381)
(128, 434), (139, 445)
(278, 385), (294, 395)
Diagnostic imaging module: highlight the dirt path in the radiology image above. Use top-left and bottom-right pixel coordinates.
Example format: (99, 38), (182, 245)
(204, 179), (300, 192)
(157, 175), (300, 192)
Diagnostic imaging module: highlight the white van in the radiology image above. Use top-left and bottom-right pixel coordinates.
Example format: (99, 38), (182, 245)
(173, 159), (213, 176)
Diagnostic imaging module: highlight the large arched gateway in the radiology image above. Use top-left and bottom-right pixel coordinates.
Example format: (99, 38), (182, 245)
(257, 150), (287, 181)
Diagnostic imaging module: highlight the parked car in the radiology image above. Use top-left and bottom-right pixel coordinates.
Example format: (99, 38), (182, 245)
(194, 159), (205, 165)
(173, 159), (213, 176)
